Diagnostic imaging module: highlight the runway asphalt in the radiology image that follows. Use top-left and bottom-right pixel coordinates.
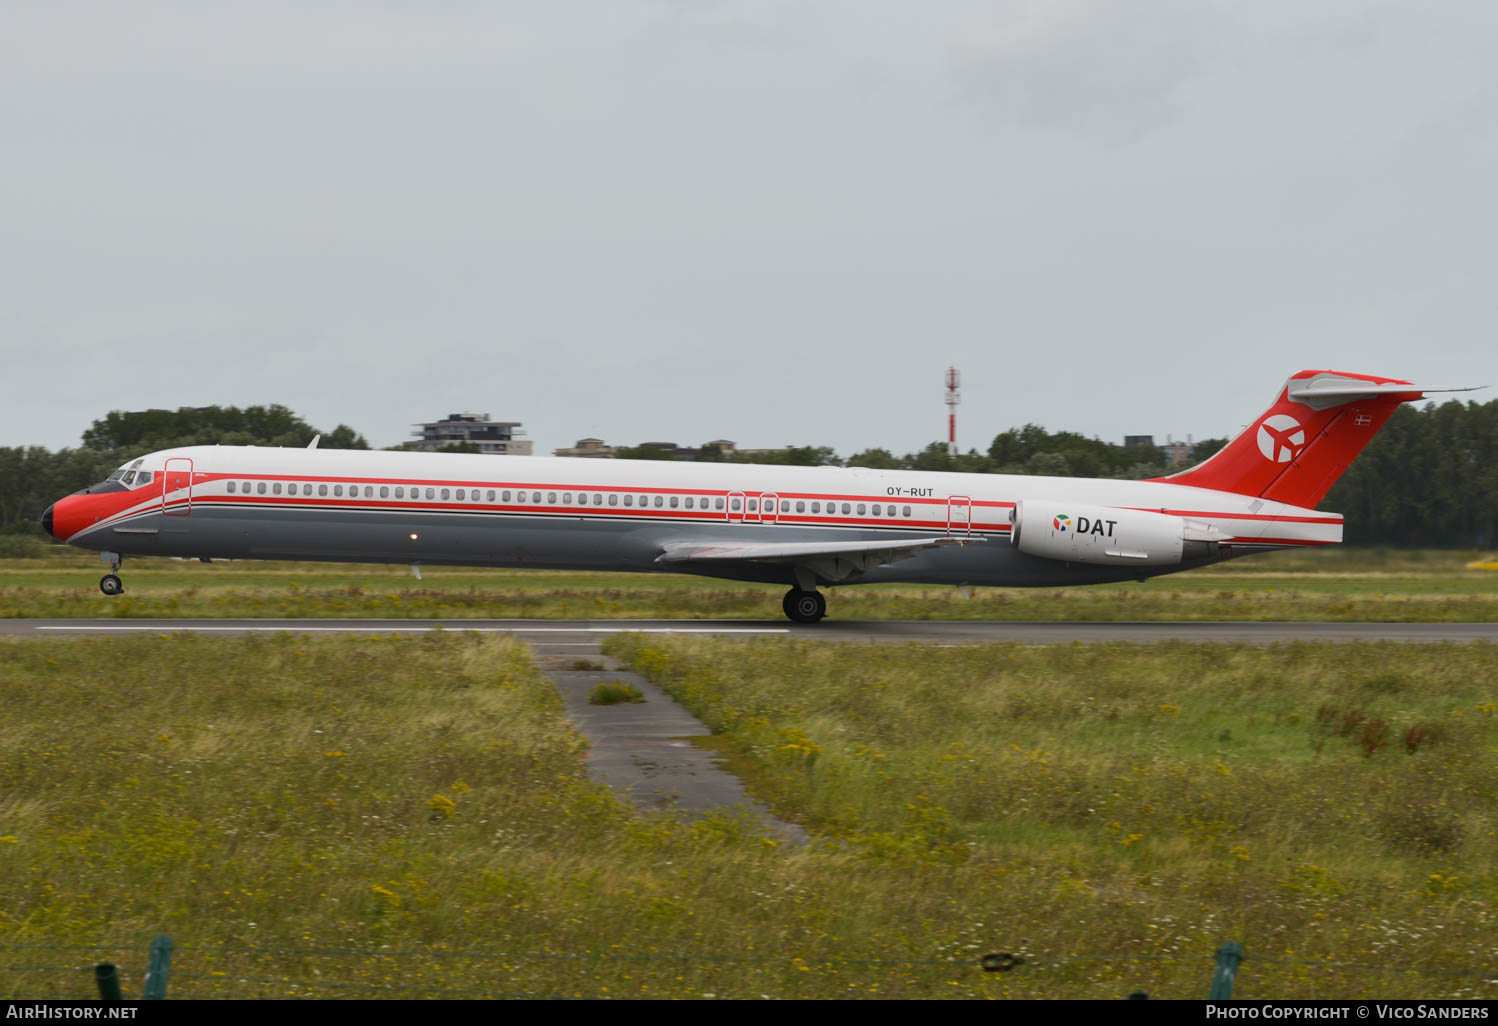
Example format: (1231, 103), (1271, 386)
(6, 618), (1497, 643)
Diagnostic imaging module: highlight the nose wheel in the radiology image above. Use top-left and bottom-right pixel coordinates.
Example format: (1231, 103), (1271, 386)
(782, 588), (826, 624)
(100, 556), (124, 596)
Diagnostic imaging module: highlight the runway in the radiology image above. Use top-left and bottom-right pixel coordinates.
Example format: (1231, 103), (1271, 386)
(6, 618), (1497, 643)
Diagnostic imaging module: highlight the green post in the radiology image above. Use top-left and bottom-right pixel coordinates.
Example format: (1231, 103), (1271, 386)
(94, 963), (123, 1001)
(142, 934), (173, 1000)
(1209, 941), (1244, 1000)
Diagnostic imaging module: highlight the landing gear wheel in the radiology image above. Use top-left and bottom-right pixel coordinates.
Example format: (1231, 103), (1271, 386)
(782, 588), (826, 624)
(100, 574), (124, 596)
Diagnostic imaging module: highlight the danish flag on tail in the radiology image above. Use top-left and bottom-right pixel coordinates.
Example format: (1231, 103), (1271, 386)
(1155, 370), (1481, 508)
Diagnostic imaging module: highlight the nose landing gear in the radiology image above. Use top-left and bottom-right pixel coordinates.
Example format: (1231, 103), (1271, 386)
(99, 553), (124, 596)
(782, 588), (826, 624)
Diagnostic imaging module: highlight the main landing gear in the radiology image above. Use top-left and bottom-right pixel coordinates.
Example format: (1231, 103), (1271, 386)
(782, 588), (826, 624)
(100, 554), (124, 596)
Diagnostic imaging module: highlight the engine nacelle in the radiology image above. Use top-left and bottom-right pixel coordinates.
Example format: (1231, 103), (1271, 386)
(1010, 501), (1224, 566)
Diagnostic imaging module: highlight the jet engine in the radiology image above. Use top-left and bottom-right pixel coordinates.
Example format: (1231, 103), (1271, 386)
(1010, 501), (1229, 566)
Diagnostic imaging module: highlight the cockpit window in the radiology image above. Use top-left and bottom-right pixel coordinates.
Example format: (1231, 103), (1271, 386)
(106, 469), (127, 482)
(120, 471), (135, 486)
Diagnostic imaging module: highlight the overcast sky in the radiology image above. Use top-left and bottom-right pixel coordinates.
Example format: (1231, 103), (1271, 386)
(3, 2), (1495, 457)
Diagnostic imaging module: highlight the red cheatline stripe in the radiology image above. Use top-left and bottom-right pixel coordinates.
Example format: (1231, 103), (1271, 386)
(145, 496), (1014, 532)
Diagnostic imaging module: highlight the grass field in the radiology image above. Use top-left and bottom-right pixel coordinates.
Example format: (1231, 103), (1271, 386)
(604, 635), (1498, 1000)
(2, 631), (1494, 999)
(2, 546), (1497, 621)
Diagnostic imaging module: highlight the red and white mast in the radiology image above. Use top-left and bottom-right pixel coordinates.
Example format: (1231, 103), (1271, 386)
(945, 366), (961, 456)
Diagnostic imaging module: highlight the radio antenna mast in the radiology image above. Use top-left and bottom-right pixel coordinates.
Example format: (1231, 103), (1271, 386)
(945, 366), (961, 457)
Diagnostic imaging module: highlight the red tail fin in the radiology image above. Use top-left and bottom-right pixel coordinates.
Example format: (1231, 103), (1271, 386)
(1156, 371), (1427, 508)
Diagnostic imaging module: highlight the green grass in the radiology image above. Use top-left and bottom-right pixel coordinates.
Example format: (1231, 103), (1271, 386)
(2, 547), (1497, 621)
(2, 632), (1494, 998)
(588, 682), (646, 705)
(603, 634), (1498, 1000)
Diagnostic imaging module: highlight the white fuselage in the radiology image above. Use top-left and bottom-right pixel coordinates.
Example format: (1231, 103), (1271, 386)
(55, 446), (1341, 589)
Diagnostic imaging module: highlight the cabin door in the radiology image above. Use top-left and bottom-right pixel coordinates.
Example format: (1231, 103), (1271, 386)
(758, 492), (780, 524)
(945, 495), (972, 538)
(162, 458), (194, 517)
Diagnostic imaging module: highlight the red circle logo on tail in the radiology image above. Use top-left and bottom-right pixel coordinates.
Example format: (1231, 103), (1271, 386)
(1256, 414), (1306, 463)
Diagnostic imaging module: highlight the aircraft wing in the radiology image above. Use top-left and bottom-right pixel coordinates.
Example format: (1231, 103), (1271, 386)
(656, 536), (981, 583)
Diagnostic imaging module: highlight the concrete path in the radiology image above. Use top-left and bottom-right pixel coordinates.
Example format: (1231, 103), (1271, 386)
(527, 634), (807, 846)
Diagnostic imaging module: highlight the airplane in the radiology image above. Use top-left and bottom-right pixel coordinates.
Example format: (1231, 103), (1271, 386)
(40, 370), (1476, 623)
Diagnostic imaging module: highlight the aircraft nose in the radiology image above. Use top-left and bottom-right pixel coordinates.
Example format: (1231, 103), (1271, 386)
(42, 503), (56, 539)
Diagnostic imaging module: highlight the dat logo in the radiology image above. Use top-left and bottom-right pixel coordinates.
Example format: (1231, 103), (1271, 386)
(1054, 514), (1117, 537)
(1256, 413), (1307, 464)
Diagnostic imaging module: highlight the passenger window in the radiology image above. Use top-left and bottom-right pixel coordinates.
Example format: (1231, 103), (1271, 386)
(684, 497), (693, 509)
(796, 500), (805, 513)
(748, 499), (758, 512)
(563, 492), (573, 504)
(257, 482), (267, 494)
(437, 488), (447, 500)
(533, 492), (543, 503)
(841, 503), (851, 514)
(456, 489), (465, 501)
(624, 495), (634, 506)
(334, 485), (343, 497)
(730, 498), (740, 511)
(594, 494), (603, 505)
(501, 490), (511, 502)
(241, 481), (249, 493)
(903, 505), (912, 517)
(654, 495), (664, 508)
(317, 484), (327, 496)
(811, 501), (820, 513)
(857, 504), (866, 515)
(608, 494), (618, 506)
(781, 500), (790, 513)
(547, 492), (557, 504)
(872, 504), (881, 516)
(715, 497), (724, 510)
(227, 482), (236, 493)
(669, 496), (678, 508)
(395, 487), (405, 499)
(639, 496), (648, 507)
(487, 490), (496, 502)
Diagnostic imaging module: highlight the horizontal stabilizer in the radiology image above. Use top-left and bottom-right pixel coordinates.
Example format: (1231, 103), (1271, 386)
(1287, 380), (1482, 410)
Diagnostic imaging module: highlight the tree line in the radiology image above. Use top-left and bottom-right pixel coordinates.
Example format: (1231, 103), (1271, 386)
(3, 400), (1494, 548)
